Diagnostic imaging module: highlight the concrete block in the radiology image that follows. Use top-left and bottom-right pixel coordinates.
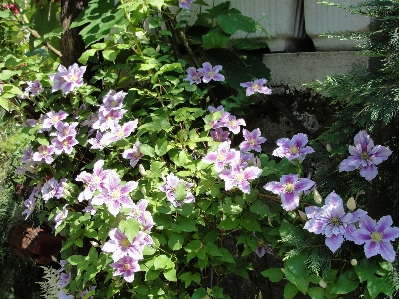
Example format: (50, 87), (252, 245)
(304, 0), (371, 51)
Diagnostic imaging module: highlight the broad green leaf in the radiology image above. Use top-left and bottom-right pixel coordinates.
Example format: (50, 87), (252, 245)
(284, 267), (309, 294)
(202, 27), (230, 49)
(168, 233), (184, 250)
(0, 98), (10, 111)
(219, 248), (235, 264)
(367, 275), (392, 299)
(240, 218), (261, 232)
(217, 13), (256, 35)
(103, 50), (117, 62)
(217, 218), (240, 230)
(118, 218), (140, 243)
(284, 282), (298, 299)
(78, 49), (97, 64)
(261, 268), (284, 282)
(307, 287), (325, 299)
(139, 144), (155, 157)
(250, 200), (272, 216)
(176, 217), (197, 232)
(175, 181), (188, 202)
(0, 70), (19, 81)
(155, 137), (168, 156)
(223, 203), (242, 214)
(68, 255), (85, 265)
(331, 269), (359, 295)
(163, 268), (177, 281)
(192, 288), (208, 299)
(147, 0), (165, 11)
(354, 257), (379, 282)
(285, 252), (308, 277)
(74, 238), (83, 247)
(153, 255), (173, 269)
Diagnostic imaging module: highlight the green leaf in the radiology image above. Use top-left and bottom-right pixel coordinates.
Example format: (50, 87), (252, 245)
(103, 50), (117, 62)
(155, 137), (168, 156)
(367, 275), (392, 299)
(284, 282), (298, 299)
(153, 255), (173, 269)
(250, 200), (272, 216)
(118, 218), (140, 243)
(79, 49), (97, 64)
(240, 218), (261, 232)
(354, 257), (379, 282)
(217, 217), (240, 230)
(163, 268), (177, 281)
(0, 97), (10, 111)
(307, 287), (325, 299)
(202, 27), (230, 49)
(139, 144), (155, 157)
(147, 0), (165, 11)
(176, 217), (197, 232)
(279, 221), (304, 242)
(285, 252), (308, 277)
(192, 288), (208, 299)
(217, 13), (256, 35)
(219, 248), (235, 264)
(261, 268), (284, 282)
(223, 203), (242, 214)
(284, 267), (309, 294)
(74, 238), (83, 247)
(68, 255), (85, 265)
(175, 181), (188, 202)
(331, 269), (359, 295)
(36, 136), (49, 146)
(168, 233), (184, 250)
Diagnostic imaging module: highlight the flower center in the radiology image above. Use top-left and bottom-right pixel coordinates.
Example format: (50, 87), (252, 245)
(111, 190), (120, 199)
(290, 146), (298, 155)
(236, 173), (244, 182)
(285, 183), (295, 192)
(229, 120), (237, 127)
(121, 238), (130, 248)
(124, 263), (131, 271)
(209, 71), (214, 77)
(330, 217), (341, 226)
(371, 231), (383, 242)
(252, 83), (259, 91)
(63, 140), (69, 146)
(249, 138), (256, 145)
(70, 74), (78, 82)
(216, 154), (226, 162)
(42, 150), (48, 155)
(257, 239), (265, 247)
(361, 152), (370, 160)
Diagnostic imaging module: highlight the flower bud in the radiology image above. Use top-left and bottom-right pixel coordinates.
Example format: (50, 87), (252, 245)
(141, 186), (146, 196)
(347, 197), (356, 211)
(90, 240), (100, 247)
(351, 259), (357, 266)
(63, 189), (71, 198)
(252, 155), (261, 168)
(326, 144), (332, 152)
(138, 164), (146, 176)
(314, 189), (323, 205)
(298, 210), (307, 221)
(319, 279), (327, 288)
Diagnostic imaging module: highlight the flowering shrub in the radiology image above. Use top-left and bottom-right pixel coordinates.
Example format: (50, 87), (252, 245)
(1, 1), (399, 299)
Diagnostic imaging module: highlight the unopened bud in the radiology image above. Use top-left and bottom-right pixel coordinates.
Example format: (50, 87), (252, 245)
(141, 186), (146, 196)
(63, 189), (71, 198)
(326, 144), (332, 152)
(314, 189), (323, 205)
(280, 268), (285, 273)
(347, 197), (356, 211)
(138, 164), (146, 176)
(298, 210), (307, 221)
(252, 155), (261, 168)
(351, 259), (357, 266)
(156, 44), (160, 52)
(90, 240), (100, 247)
(319, 279), (327, 288)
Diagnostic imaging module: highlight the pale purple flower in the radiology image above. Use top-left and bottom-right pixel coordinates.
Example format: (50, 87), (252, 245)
(304, 192), (358, 253)
(41, 178), (66, 202)
(109, 255), (141, 283)
(21, 146), (37, 167)
(110, 119), (138, 141)
(240, 78), (272, 96)
(101, 90), (126, 111)
(92, 109), (127, 131)
(202, 141), (240, 173)
(339, 130), (392, 181)
(50, 63), (86, 94)
(352, 215), (399, 262)
(54, 205), (68, 230)
(252, 233), (273, 258)
(122, 141), (143, 168)
(184, 67), (202, 85)
(240, 128), (267, 153)
(52, 136), (79, 155)
(178, 0), (194, 10)
(21, 196), (36, 220)
(81, 113), (98, 127)
(32, 145), (56, 164)
(235, 152), (254, 168)
(91, 170), (137, 216)
(57, 290), (73, 299)
(42, 110), (68, 129)
(158, 173), (195, 207)
(88, 131), (113, 149)
(264, 174), (315, 211)
(83, 205), (97, 215)
(59, 272), (70, 288)
(272, 133), (315, 161)
(52, 122), (78, 140)
(25, 80), (44, 96)
(76, 159), (109, 201)
(210, 128), (230, 142)
(219, 165), (262, 194)
(224, 114), (246, 134)
(197, 62), (225, 83)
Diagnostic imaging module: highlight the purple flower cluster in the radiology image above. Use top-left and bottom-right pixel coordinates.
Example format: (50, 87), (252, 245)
(158, 173), (195, 207)
(77, 161), (138, 216)
(184, 62), (225, 85)
(102, 200), (154, 283)
(41, 177), (67, 202)
(50, 63), (86, 94)
(304, 192), (399, 261)
(202, 107), (265, 194)
(240, 79), (272, 96)
(339, 130), (392, 181)
(88, 90), (138, 149)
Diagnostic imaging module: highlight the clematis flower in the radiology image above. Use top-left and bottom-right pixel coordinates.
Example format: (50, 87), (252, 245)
(109, 119), (138, 141)
(202, 141), (240, 173)
(101, 90), (127, 111)
(240, 78), (272, 96)
(264, 174), (315, 211)
(352, 215), (399, 262)
(91, 170), (137, 216)
(52, 121), (78, 141)
(210, 128), (230, 142)
(22, 196), (36, 220)
(158, 173), (195, 207)
(109, 255), (141, 283)
(42, 110), (68, 129)
(178, 0), (194, 9)
(57, 290), (73, 299)
(219, 164), (262, 194)
(54, 205), (69, 230)
(25, 80), (44, 96)
(304, 192), (360, 252)
(76, 159), (110, 201)
(252, 233), (273, 258)
(272, 133), (315, 161)
(41, 178), (66, 202)
(122, 141), (143, 168)
(339, 130), (392, 181)
(92, 109), (127, 131)
(32, 145), (56, 164)
(184, 67), (202, 85)
(239, 128), (267, 153)
(88, 131), (113, 150)
(197, 62), (225, 83)
(224, 114), (246, 134)
(50, 63), (86, 94)
(51, 135), (79, 155)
